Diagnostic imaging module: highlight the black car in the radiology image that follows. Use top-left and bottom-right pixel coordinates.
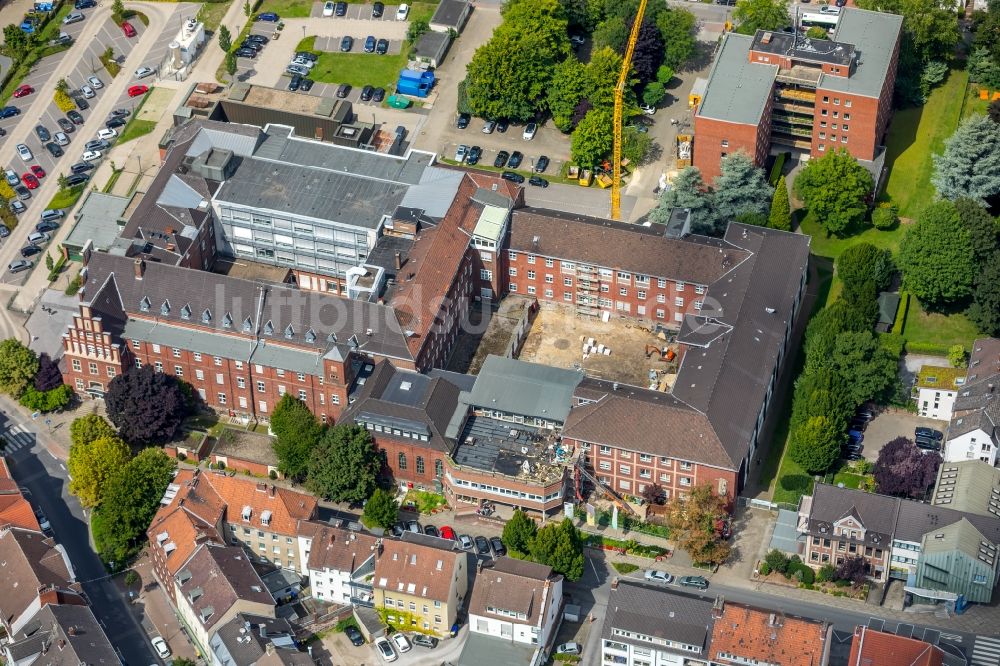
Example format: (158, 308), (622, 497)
(335, 1), (347, 15)
(72, 95), (89, 110)
(490, 537), (506, 557)
(915, 427), (943, 441)
(364, 35), (376, 52)
(508, 151), (523, 169)
(67, 110), (85, 125)
(529, 176), (549, 187)
(501, 171), (525, 184)
(239, 40), (261, 52)
(70, 162), (94, 174)
(372, 87), (385, 102)
(295, 51), (317, 62)
(14, 185), (30, 201)
(474, 535), (490, 556)
(467, 145), (482, 165)
(287, 74), (301, 91)
(0, 224), (9, 237)
(424, 524), (440, 538)
(45, 142), (64, 157)
(376, 38), (389, 54)
(406, 520), (421, 533)
(849, 418), (867, 432)
(110, 108), (131, 118)
(35, 125), (51, 142)
(300, 78), (314, 92)
(915, 438), (941, 451)
(345, 626), (365, 646)
(75, 0), (96, 7)
(372, 1), (384, 17)
(535, 155), (550, 173)
(246, 33), (269, 44)
(391, 522), (405, 537)
(56, 117), (75, 133)
(336, 83), (351, 98)
(21, 245), (42, 258)
(64, 173), (90, 186)
(360, 85), (374, 101)
(456, 113), (471, 129)
(678, 575), (710, 590)
(493, 150), (510, 168)
(496, 119), (509, 133)
(106, 116), (126, 129)
(85, 139), (110, 151)
(340, 35), (353, 51)
(235, 47), (257, 58)
(412, 634), (438, 649)
(35, 220), (59, 233)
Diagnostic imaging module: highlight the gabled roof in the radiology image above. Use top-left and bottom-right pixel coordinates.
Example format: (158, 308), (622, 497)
(210, 612), (298, 666)
(0, 528), (82, 627)
(176, 544), (274, 630)
(848, 626), (944, 666)
(932, 460), (1000, 519)
(601, 581), (714, 652)
(709, 603), (828, 666)
(805, 484), (898, 547)
(307, 525), (379, 574)
(5, 604), (118, 666)
(0, 459), (39, 532)
(467, 558), (559, 627)
(467, 355), (583, 424)
(147, 469), (226, 578)
(374, 535), (462, 603)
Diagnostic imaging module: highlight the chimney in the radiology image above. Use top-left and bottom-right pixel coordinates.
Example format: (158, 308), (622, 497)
(477, 560), (484, 574)
(394, 251), (402, 270)
(270, 484), (276, 497)
(134, 258), (145, 280)
(67, 625), (77, 636)
(711, 597), (725, 619)
(611, 577), (619, 590)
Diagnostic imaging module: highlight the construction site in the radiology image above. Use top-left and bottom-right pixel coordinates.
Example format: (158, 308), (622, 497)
(516, 304), (684, 390)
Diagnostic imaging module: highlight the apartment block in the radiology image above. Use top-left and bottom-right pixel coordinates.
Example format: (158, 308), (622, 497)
(693, 8), (902, 181)
(467, 557), (563, 652)
(305, 523), (379, 606)
(944, 338), (1000, 466)
(914, 365), (966, 421)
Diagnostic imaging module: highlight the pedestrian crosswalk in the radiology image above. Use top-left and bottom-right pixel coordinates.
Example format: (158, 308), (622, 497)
(972, 635), (1000, 666)
(939, 631), (963, 643)
(0, 424), (35, 455)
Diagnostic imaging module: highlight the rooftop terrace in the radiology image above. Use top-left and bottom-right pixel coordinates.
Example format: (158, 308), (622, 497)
(452, 416), (568, 485)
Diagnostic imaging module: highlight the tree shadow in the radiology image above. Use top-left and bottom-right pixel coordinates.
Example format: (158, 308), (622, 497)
(779, 473), (813, 495)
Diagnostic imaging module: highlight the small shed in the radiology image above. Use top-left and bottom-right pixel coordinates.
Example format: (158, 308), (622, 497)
(429, 0), (471, 33)
(876, 291), (901, 333)
(62, 191), (132, 261)
(410, 31), (452, 69)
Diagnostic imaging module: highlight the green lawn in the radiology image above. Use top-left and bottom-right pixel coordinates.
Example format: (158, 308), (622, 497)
(47, 185), (86, 210)
(298, 35), (408, 88)
(881, 69), (967, 221)
(798, 214), (906, 262)
(256, 0), (313, 17)
(118, 119), (156, 144)
(898, 296), (981, 354)
(199, 0), (234, 31)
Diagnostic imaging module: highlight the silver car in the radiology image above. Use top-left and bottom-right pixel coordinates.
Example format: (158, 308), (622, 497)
(54, 131), (70, 146)
(80, 84), (96, 98)
(87, 75), (103, 89)
(134, 66), (154, 79)
(16, 144), (32, 162)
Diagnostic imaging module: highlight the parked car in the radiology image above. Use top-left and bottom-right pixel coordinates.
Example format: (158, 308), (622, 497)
(54, 131), (70, 146)
(70, 162), (94, 174)
(345, 625), (365, 646)
(31, 165), (45, 179)
(640, 103), (656, 115)
(644, 569), (674, 585)
(16, 144), (32, 162)
(87, 75), (103, 89)
(20, 245), (42, 258)
(375, 637), (397, 662)
(64, 173), (90, 186)
(0, 106), (20, 119)
(85, 139), (109, 151)
(9, 201), (26, 215)
(490, 537), (506, 556)
(121, 20), (136, 36)
(291, 56), (314, 69)
(45, 142), (64, 157)
(256, 12), (280, 21)
(35, 220), (59, 233)
(340, 35), (353, 51)
(456, 113), (470, 129)
(8, 260), (32, 274)
(27, 232), (50, 245)
(300, 78), (314, 92)
(97, 128), (117, 140)
(391, 522), (405, 537)
(151, 637), (170, 659)
(508, 151), (523, 169)
(360, 85), (374, 101)
(406, 520), (421, 533)
(335, 1), (347, 16)
(239, 40), (261, 52)
(412, 634), (438, 649)
(286, 64), (310, 76)
(474, 535), (490, 556)
(364, 35), (376, 52)
(481, 119), (496, 134)
(57, 117), (75, 133)
(295, 51), (317, 62)
(423, 524), (440, 538)
(391, 634), (411, 654)
(134, 66), (154, 78)
(128, 85), (148, 97)
(72, 94), (89, 109)
(455, 145), (469, 162)
(528, 176), (549, 188)
(678, 575), (709, 590)
(40, 209), (64, 222)
(376, 38), (389, 54)
(246, 33), (269, 44)
(35, 125), (51, 142)
(848, 430), (864, 444)
(322, 1), (335, 16)
(440, 526), (456, 540)
(557, 643), (582, 655)
(336, 83), (351, 98)
(458, 534), (474, 550)
(915, 427), (943, 441)
(81, 150), (102, 162)
(287, 74), (302, 91)
(67, 110), (85, 125)
(522, 122), (537, 140)
(396, 3), (409, 20)
(14, 185), (30, 201)
(13, 85), (33, 98)
(466, 145), (482, 165)
(372, 1), (384, 17)
(493, 150), (509, 168)
(372, 87), (385, 102)
(105, 116), (126, 129)
(501, 171), (525, 184)
(75, 0), (96, 8)
(21, 173), (39, 189)
(63, 11), (84, 24)
(916, 438), (941, 451)
(4, 169), (19, 187)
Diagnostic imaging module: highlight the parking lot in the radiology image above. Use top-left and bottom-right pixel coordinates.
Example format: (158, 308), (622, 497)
(859, 408), (947, 461)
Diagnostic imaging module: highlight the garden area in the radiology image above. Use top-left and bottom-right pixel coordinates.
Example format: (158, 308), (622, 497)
(758, 550), (871, 600)
(296, 36), (409, 90)
(402, 489), (447, 514)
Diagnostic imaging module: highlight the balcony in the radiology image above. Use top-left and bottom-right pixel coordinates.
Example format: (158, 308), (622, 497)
(773, 100), (815, 115)
(776, 65), (822, 86)
(777, 87), (816, 103)
(773, 111), (813, 127)
(771, 133), (812, 150)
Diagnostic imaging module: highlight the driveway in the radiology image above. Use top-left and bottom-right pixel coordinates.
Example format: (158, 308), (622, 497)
(861, 408), (947, 461)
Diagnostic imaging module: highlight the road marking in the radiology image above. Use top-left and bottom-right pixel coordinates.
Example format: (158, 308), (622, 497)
(59, 463), (65, 471)
(972, 636), (1000, 666)
(939, 632), (963, 643)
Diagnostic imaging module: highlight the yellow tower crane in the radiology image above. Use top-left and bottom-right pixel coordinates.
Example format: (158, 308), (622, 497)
(611, 0), (648, 220)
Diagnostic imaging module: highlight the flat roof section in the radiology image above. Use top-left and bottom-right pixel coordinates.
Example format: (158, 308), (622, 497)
(819, 7), (903, 98)
(751, 29), (856, 67)
(697, 32), (777, 126)
(453, 415), (565, 484)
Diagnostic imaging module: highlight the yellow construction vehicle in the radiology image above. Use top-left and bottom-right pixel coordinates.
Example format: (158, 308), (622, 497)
(610, 0), (648, 220)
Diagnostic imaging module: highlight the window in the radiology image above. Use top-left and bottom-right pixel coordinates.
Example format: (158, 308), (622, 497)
(563, 277), (573, 286)
(821, 109), (828, 116)
(237, 377), (246, 389)
(416, 456), (425, 474)
(218, 393), (227, 405)
(298, 389), (307, 401)
(656, 309), (665, 319)
(721, 139), (729, 147)
(545, 274), (554, 283)
(527, 286), (536, 295)
(545, 258), (554, 267)
(843, 124), (849, 131)
(619, 287), (628, 296)
(331, 394), (340, 404)
(509, 283), (517, 292)
(193, 352), (202, 362)
(845, 99), (852, 107)
(544, 289), (553, 298)
(171, 348), (181, 358)
(152, 361), (162, 373)
(843, 113), (851, 120)
(675, 297), (684, 307)
(72, 359), (81, 372)
(841, 136), (848, 143)
(599, 461), (612, 471)
(599, 446), (611, 454)
(820, 121), (827, 128)
(527, 255), (536, 264)
(508, 251), (517, 260)
(509, 268), (517, 276)
(195, 369), (204, 380)
(819, 132), (826, 139)
(526, 270), (535, 280)
(257, 381), (266, 393)
(617, 271), (631, 283)
(818, 144), (826, 151)
(214, 356), (222, 366)
(620, 465), (631, 474)
(106, 367), (116, 378)
(480, 269), (492, 281)
(398, 453), (407, 470)
(174, 366), (183, 377)
(676, 281), (685, 291)
(435, 459), (444, 476)
(637, 290), (646, 299)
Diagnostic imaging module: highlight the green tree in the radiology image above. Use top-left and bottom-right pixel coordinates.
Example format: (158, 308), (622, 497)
(968, 253), (1000, 335)
(502, 509), (538, 555)
(709, 151), (773, 236)
(789, 415), (841, 474)
(307, 424), (381, 503)
(362, 487), (399, 529)
(0, 339), (39, 398)
(68, 435), (131, 508)
(621, 126), (653, 164)
(530, 518), (584, 581)
(642, 82), (666, 107)
(2, 25), (33, 62)
(592, 16), (628, 53)
(948, 345), (967, 368)
(70, 414), (117, 448)
(871, 203), (898, 230)
(769, 175), (791, 230)
(803, 299), (877, 372)
(19, 385), (72, 413)
(225, 52), (237, 80)
(95, 448), (175, 563)
(899, 201), (975, 307)
(733, 0), (791, 35)
(794, 149), (874, 236)
(656, 65), (674, 86)
(244, 0), (252, 16)
(831, 331), (899, 406)
(655, 9), (696, 69)
(111, 0), (125, 23)
(55, 77), (70, 95)
(218, 25), (232, 53)
(571, 109), (613, 165)
(57, 173), (70, 190)
(664, 484), (731, 565)
(836, 242), (894, 304)
(806, 26), (828, 39)
(270, 395), (324, 480)
(547, 58), (588, 131)
(790, 370), (856, 432)
(648, 167), (712, 228)
(953, 198), (999, 268)
(764, 549), (789, 574)
(585, 47), (626, 111)
(932, 116), (1000, 205)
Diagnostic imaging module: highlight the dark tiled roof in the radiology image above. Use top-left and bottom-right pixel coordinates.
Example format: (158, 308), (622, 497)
(6, 604), (118, 666)
(0, 528), (82, 626)
(467, 557), (559, 625)
(307, 525), (379, 573)
(374, 534), (464, 603)
(211, 612), (298, 665)
(509, 207), (749, 286)
(602, 581), (714, 652)
(805, 484), (899, 546)
(893, 497), (1000, 545)
(177, 544), (274, 630)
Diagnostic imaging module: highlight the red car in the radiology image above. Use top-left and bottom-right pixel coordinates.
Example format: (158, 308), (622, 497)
(439, 525), (456, 541)
(30, 165), (45, 179)
(21, 173), (40, 190)
(128, 84), (148, 98)
(12, 85), (33, 98)
(121, 20), (136, 37)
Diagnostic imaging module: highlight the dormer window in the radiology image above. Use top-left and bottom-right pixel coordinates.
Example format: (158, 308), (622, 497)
(242, 505), (252, 521)
(223, 313), (233, 328)
(202, 309), (212, 324)
(261, 510), (272, 526)
(140, 296), (151, 312)
(180, 304), (192, 320)
(242, 316), (253, 333)
(161, 300), (170, 316)
(305, 328), (316, 343)
(285, 324), (294, 339)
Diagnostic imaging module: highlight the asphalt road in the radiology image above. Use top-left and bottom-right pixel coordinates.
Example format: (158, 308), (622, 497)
(1, 409), (160, 666)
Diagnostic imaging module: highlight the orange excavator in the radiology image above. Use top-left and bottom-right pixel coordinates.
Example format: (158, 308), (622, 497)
(645, 345), (677, 362)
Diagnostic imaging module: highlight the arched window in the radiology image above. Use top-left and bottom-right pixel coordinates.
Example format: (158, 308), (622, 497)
(398, 452), (407, 470)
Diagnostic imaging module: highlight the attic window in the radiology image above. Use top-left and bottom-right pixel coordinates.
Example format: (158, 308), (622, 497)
(935, 533), (945, 539)
(156, 532), (169, 544)
(200, 606), (215, 623)
(140, 296), (151, 312)
(261, 510), (272, 526)
(164, 542), (176, 554)
(202, 309), (212, 324)
(223, 313), (234, 328)
(242, 505), (252, 521)
(410, 554), (417, 565)
(264, 320), (274, 335)
(305, 328), (316, 343)
(285, 324), (294, 339)
(400, 381), (412, 391)
(242, 316), (253, 333)
(436, 559), (443, 571)
(188, 587), (203, 602)
(180, 304), (192, 320)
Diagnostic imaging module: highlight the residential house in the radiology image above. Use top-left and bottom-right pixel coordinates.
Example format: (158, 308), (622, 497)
(306, 523), (380, 606)
(932, 460), (1000, 519)
(708, 602), (831, 666)
(915, 365), (966, 421)
(174, 543), (276, 655)
(208, 612), (307, 666)
(1, 604), (119, 666)
(0, 458), (40, 531)
(0, 527), (85, 638)
(467, 557), (563, 653)
(944, 338), (1000, 466)
(600, 579), (715, 666)
(372, 533), (468, 636)
(846, 625), (946, 666)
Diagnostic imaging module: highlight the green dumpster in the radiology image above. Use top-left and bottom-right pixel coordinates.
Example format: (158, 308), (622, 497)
(387, 95), (411, 109)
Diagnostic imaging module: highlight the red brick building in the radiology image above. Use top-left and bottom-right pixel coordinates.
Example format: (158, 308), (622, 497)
(693, 7), (902, 181)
